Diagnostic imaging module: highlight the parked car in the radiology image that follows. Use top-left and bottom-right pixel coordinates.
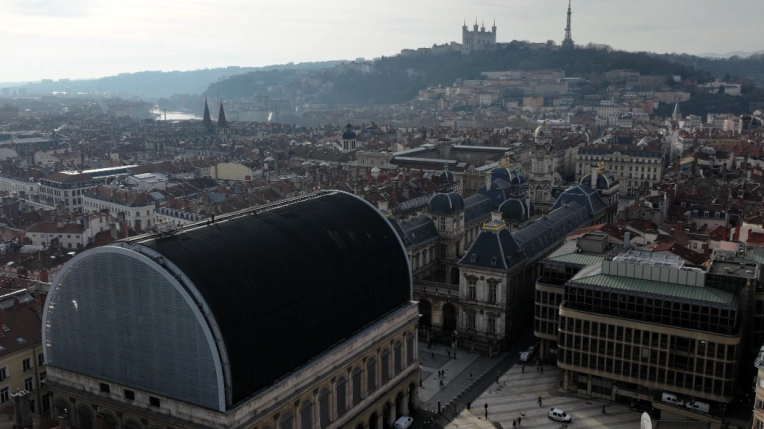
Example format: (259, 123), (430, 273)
(661, 392), (684, 407)
(394, 417), (413, 429)
(548, 408), (571, 422)
(686, 401), (710, 414)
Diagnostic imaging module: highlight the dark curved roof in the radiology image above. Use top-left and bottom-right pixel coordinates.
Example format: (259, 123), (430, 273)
(498, 198), (535, 221)
(581, 171), (619, 189)
(459, 221), (525, 270)
(551, 184), (607, 216)
(464, 193), (495, 224)
(342, 123), (357, 139)
(512, 202), (591, 265)
(139, 191), (411, 406)
(439, 170), (455, 186)
(428, 190), (465, 215)
(398, 215), (439, 246)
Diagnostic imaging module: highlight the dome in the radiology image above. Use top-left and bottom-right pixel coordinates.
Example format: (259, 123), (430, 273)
(534, 121), (552, 138)
(428, 190), (465, 215)
(439, 169), (455, 186)
(42, 191), (411, 410)
(498, 198), (535, 221)
(342, 123), (357, 140)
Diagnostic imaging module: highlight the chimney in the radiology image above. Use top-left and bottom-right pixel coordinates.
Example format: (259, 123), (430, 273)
(109, 224), (117, 240)
(590, 164), (599, 189)
(121, 221), (128, 239)
(11, 389), (33, 429)
(677, 221), (683, 232)
(490, 211), (503, 223)
(624, 232), (631, 250)
(36, 292), (47, 306)
(56, 220), (64, 229)
(670, 228), (675, 235)
(134, 220), (141, 234)
(378, 201), (389, 212)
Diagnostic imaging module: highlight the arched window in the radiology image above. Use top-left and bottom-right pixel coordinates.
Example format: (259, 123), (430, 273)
(394, 341), (402, 375)
(104, 413), (117, 429)
(125, 420), (141, 429)
(487, 313), (497, 333)
(367, 357), (377, 393)
(54, 398), (69, 417)
(77, 405), (94, 429)
(381, 349), (390, 382)
(319, 388), (331, 428)
(352, 367), (362, 405)
(281, 412), (293, 429)
(300, 399), (313, 429)
(336, 377), (347, 416)
(406, 333), (415, 366)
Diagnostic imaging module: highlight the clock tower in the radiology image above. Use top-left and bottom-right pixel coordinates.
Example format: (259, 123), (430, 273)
(528, 121), (556, 214)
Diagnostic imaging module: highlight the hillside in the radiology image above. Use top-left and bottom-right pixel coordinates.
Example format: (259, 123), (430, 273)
(208, 43), (711, 106)
(656, 53), (764, 88)
(12, 61), (346, 100)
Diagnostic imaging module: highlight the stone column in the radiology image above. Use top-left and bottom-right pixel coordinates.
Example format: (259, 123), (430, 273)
(313, 389), (319, 429)
(376, 411), (383, 429)
(330, 377), (337, 422)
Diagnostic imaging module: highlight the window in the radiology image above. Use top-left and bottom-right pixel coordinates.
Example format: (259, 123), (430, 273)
(280, 412), (293, 429)
(38, 353), (44, 366)
(39, 372), (46, 382)
(336, 378), (347, 416)
(319, 388), (331, 428)
(367, 358), (377, 393)
(381, 349), (390, 381)
(406, 333), (415, 366)
(100, 383), (110, 393)
(0, 367), (7, 381)
(487, 314), (497, 333)
(352, 367), (362, 405)
(440, 217), (446, 231)
(301, 399), (313, 429)
(468, 279), (477, 300)
(489, 283), (497, 303)
(1, 388), (9, 404)
(124, 389), (135, 400)
(394, 341), (402, 374)
(467, 311), (476, 329)
(24, 377), (33, 391)
(149, 396), (160, 407)
(22, 358), (31, 372)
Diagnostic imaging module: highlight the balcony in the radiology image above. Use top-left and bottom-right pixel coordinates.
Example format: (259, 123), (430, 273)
(414, 280), (460, 301)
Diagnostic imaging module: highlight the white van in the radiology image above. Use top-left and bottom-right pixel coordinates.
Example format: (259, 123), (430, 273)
(548, 408), (572, 422)
(520, 351), (530, 362)
(394, 417), (413, 429)
(661, 392), (684, 406)
(686, 401), (710, 414)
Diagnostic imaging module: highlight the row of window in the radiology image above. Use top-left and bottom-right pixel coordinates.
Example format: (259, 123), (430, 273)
(464, 309), (499, 334)
(559, 317), (738, 360)
(78, 334), (417, 429)
(0, 353), (44, 382)
(466, 279), (498, 303)
(0, 376), (38, 403)
(559, 349), (734, 397)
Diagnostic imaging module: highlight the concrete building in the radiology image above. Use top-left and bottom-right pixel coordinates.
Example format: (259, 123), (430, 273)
(42, 191), (420, 429)
(83, 185), (156, 231)
(38, 171), (96, 213)
(575, 140), (664, 197)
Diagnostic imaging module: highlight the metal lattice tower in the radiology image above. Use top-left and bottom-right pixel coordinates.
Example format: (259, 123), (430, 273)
(562, 0), (574, 49)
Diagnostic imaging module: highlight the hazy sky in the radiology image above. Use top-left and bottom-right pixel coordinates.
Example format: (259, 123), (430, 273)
(1, 0), (761, 82)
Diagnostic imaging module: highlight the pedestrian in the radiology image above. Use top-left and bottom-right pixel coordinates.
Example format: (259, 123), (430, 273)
(439, 380), (444, 386)
(512, 420), (516, 429)
(447, 350), (451, 358)
(470, 373), (473, 380)
(518, 417), (522, 426)
(522, 365), (524, 373)
(467, 402), (471, 410)
(601, 405), (606, 415)
(484, 403), (488, 419)
(538, 396), (542, 407)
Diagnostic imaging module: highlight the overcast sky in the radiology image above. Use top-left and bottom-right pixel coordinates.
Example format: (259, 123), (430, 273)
(1, 0), (761, 83)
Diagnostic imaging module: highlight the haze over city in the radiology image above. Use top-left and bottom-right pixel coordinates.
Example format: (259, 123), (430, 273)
(2, 0), (762, 82)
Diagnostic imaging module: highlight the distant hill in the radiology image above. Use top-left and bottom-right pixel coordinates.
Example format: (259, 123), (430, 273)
(9, 61), (347, 100)
(697, 50), (764, 59)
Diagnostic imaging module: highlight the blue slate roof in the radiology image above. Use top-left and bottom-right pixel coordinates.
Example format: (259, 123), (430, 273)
(398, 215), (440, 246)
(551, 184), (607, 216)
(581, 171), (619, 190)
(428, 190), (465, 215)
(459, 221), (526, 270)
(464, 193), (495, 224)
(498, 198), (535, 221)
(513, 202), (591, 264)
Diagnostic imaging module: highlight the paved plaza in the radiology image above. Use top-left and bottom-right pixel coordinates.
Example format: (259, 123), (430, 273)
(447, 363), (644, 429)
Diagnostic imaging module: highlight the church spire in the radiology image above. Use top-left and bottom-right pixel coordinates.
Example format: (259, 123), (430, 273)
(562, 0), (574, 49)
(202, 97), (212, 128)
(218, 101), (227, 128)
